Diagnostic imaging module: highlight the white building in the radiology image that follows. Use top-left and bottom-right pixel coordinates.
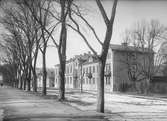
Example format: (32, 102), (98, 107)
(54, 44), (154, 92)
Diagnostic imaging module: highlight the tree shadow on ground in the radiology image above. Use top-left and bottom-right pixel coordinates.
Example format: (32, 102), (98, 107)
(66, 99), (94, 106)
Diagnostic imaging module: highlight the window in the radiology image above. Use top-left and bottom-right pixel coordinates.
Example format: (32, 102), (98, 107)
(97, 66), (99, 72)
(93, 78), (95, 84)
(83, 68), (85, 74)
(89, 79), (91, 84)
(67, 66), (69, 74)
(89, 66), (91, 73)
(106, 78), (110, 85)
(86, 67), (88, 73)
(83, 78), (85, 84)
(70, 65), (72, 73)
(93, 66), (95, 73)
(86, 78), (88, 84)
(70, 77), (72, 84)
(131, 64), (137, 72)
(131, 53), (137, 60)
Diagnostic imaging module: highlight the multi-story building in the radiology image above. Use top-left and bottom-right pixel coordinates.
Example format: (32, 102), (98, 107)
(37, 68), (55, 88)
(54, 43), (154, 92)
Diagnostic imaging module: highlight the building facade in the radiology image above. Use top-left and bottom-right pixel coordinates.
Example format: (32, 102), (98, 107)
(37, 68), (55, 88)
(54, 44), (154, 92)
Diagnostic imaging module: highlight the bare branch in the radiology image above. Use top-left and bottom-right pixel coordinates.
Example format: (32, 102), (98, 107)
(95, 0), (109, 26)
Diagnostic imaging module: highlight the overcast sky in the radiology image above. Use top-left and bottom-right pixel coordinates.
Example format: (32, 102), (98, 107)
(35, 0), (167, 68)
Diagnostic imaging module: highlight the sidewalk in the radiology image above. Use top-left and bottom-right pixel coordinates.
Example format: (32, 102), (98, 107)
(0, 86), (106, 121)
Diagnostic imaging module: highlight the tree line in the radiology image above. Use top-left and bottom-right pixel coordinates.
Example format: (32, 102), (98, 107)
(0, 0), (118, 113)
(0, 0), (167, 113)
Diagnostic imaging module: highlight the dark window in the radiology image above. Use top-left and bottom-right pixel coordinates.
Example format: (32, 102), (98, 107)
(93, 66), (95, 73)
(93, 78), (95, 84)
(89, 66), (91, 73)
(83, 68), (85, 74)
(83, 78), (85, 84)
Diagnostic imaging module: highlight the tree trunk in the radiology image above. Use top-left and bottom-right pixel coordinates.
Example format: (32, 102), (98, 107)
(23, 78), (26, 90)
(27, 67), (31, 91)
(97, 60), (105, 113)
(80, 65), (83, 93)
(19, 76), (23, 89)
(32, 45), (39, 92)
(58, 28), (67, 100)
(58, 0), (67, 101)
(18, 68), (23, 89)
(32, 68), (37, 92)
(58, 56), (66, 100)
(42, 49), (47, 95)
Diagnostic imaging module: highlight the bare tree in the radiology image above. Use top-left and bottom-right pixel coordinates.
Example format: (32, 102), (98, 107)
(67, 0), (118, 112)
(0, 1), (42, 91)
(19, 0), (53, 95)
(22, 0), (74, 99)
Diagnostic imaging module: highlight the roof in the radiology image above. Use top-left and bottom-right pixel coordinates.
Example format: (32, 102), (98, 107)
(54, 52), (93, 67)
(110, 44), (154, 53)
(82, 59), (99, 65)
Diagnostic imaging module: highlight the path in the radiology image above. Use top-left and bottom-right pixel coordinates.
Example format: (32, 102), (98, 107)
(0, 86), (106, 121)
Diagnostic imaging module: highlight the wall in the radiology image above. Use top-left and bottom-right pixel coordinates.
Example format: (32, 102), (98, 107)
(112, 49), (154, 92)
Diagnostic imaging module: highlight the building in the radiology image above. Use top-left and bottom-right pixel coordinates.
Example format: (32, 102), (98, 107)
(37, 68), (55, 88)
(54, 43), (154, 92)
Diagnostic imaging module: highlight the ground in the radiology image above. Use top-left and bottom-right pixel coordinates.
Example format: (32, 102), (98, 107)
(46, 88), (167, 121)
(1, 86), (167, 121)
(0, 86), (105, 121)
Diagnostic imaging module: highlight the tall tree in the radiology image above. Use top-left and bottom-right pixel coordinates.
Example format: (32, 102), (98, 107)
(0, 1), (42, 91)
(67, 0), (118, 112)
(23, 0), (73, 99)
(21, 0), (52, 95)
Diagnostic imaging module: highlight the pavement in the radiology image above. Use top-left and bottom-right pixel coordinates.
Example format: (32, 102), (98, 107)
(0, 86), (106, 121)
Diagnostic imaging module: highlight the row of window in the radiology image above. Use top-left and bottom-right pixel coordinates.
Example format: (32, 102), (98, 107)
(83, 77), (96, 85)
(83, 65), (98, 74)
(66, 65), (73, 74)
(55, 77), (73, 85)
(83, 77), (111, 85)
(66, 76), (73, 84)
(55, 77), (111, 85)
(82, 64), (111, 74)
(56, 63), (111, 76)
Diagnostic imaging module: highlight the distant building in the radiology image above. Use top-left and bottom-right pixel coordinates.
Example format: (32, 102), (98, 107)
(54, 43), (154, 92)
(37, 68), (55, 88)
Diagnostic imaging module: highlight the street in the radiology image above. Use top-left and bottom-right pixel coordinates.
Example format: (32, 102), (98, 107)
(0, 86), (106, 121)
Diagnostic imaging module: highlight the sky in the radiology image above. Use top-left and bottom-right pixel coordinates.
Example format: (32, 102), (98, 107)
(4, 0), (167, 68)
